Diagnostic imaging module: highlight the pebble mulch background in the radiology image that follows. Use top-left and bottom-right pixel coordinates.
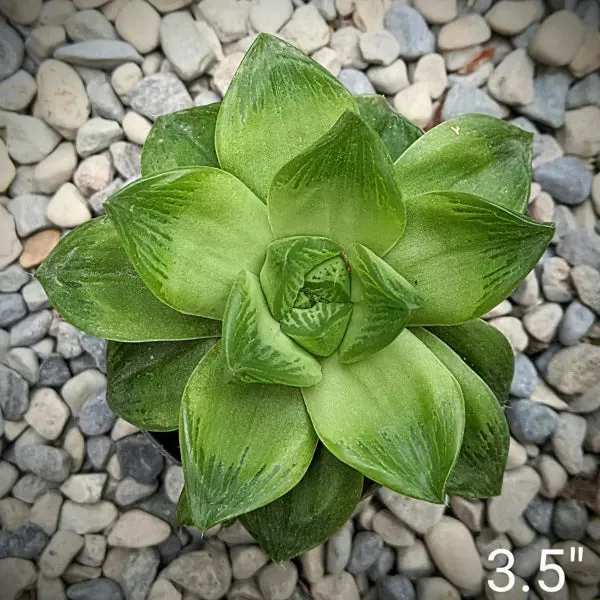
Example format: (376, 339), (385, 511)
(1, 0), (600, 598)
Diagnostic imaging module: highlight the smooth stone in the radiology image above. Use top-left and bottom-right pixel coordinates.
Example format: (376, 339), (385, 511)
(412, 53), (447, 99)
(450, 497), (484, 532)
(47, 183), (92, 228)
(522, 302), (563, 343)
(78, 391), (116, 436)
(393, 83), (432, 128)
(547, 343), (600, 395)
(5, 115), (61, 164)
(378, 489), (444, 535)
(551, 413), (587, 475)
(396, 539), (435, 579)
(556, 229), (600, 270)
(115, 0), (160, 54)
(507, 400), (558, 445)
(19, 445), (71, 482)
(376, 574), (415, 600)
(21, 279), (49, 311)
(34, 142), (78, 194)
(326, 524), (352, 573)
(413, 0), (457, 24)
(10, 311), (53, 347)
(417, 577), (460, 600)
(111, 63), (143, 99)
(517, 71), (571, 129)
(128, 73), (192, 121)
(372, 509), (415, 548)
(541, 257), (572, 303)
(120, 547), (160, 600)
(442, 83), (503, 119)
(330, 26), (367, 69)
(537, 157), (592, 206)
(164, 464), (184, 504)
(107, 509), (170, 548)
(560, 106), (600, 158)
(524, 495), (554, 535)
(114, 477), (157, 507)
(569, 27), (600, 79)
(194, 0), (249, 43)
(367, 545), (395, 582)
(249, 0), (293, 33)
(384, 3), (435, 59)
(0, 71), (36, 111)
(347, 531), (383, 574)
(0, 558), (37, 600)
(24, 388), (70, 441)
(510, 354), (538, 398)
(485, 0), (540, 36)
(38, 354), (71, 388)
(359, 30), (401, 66)
(86, 75), (124, 122)
(0, 365), (29, 421)
(552, 499), (588, 541)
(0, 139), (16, 195)
(488, 48), (534, 106)
(0, 208), (22, 270)
(77, 534), (106, 567)
(109, 141), (141, 179)
(66, 579), (124, 600)
(65, 9), (116, 40)
(29, 490), (62, 536)
(552, 541), (600, 586)
(438, 14), (491, 50)
(367, 60), (409, 95)
(0, 523), (49, 559)
(26, 25), (67, 61)
(75, 118), (123, 157)
(59, 500), (118, 534)
(258, 561), (298, 600)
(0, 462), (19, 499)
(425, 517), (483, 594)
(338, 68), (376, 95)
(572, 265), (600, 314)
(2, 0), (43, 23)
(0, 23), (25, 81)
(529, 10), (585, 67)
(488, 466), (541, 533)
(40, 530), (84, 577)
(280, 4), (330, 55)
(559, 300), (596, 346)
(59, 474), (107, 503)
(54, 40), (142, 69)
(8, 194), (52, 238)
(311, 572), (360, 600)
(0, 294), (26, 328)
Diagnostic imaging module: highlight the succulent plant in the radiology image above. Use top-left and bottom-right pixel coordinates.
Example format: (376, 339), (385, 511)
(38, 34), (554, 560)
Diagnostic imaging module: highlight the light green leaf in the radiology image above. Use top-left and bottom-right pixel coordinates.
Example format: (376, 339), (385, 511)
(180, 342), (318, 530)
(269, 111), (405, 255)
(339, 243), (423, 363)
(222, 270), (322, 387)
(393, 115), (533, 213)
(356, 95), (423, 161)
(36, 217), (221, 342)
(385, 191), (554, 325)
(260, 236), (345, 321)
(281, 302), (353, 357)
(427, 320), (513, 405)
(413, 328), (509, 498)
(105, 167), (273, 320)
(140, 103), (220, 177)
(216, 33), (357, 200)
(106, 338), (216, 431)
(241, 445), (363, 561)
(302, 330), (465, 503)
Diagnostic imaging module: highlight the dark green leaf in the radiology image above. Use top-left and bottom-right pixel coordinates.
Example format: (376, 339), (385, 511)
(269, 111), (405, 255)
(177, 487), (193, 526)
(180, 342), (317, 530)
(302, 329), (465, 503)
(140, 103), (220, 177)
(339, 243), (423, 363)
(426, 319), (514, 405)
(216, 34), (357, 200)
(241, 445), (363, 561)
(356, 95), (423, 161)
(222, 270), (322, 386)
(413, 328), (509, 497)
(385, 191), (554, 325)
(393, 114), (533, 213)
(105, 167), (272, 320)
(106, 338), (217, 431)
(36, 217), (221, 342)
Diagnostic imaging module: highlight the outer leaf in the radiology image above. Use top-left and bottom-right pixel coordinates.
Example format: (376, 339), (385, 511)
(241, 445), (363, 561)
(427, 319), (513, 405)
(339, 243), (423, 363)
(105, 167), (273, 319)
(260, 236), (344, 321)
(413, 329), (509, 497)
(269, 111), (405, 255)
(222, 271), (322, 387)
(177, 487), (193, 526)
(180, 342), (317, 530)
(393, 115), (533, 213)
(302, 329), (465, 503)
(36, 217), (221, 342)
(140, 103), (220, 177)
(385, 192), (554, 325)
(216, 34), (357, 200)
(106, 338), (216, 431)
(356, 95), (423, 161)
(281, 302), (353, 357)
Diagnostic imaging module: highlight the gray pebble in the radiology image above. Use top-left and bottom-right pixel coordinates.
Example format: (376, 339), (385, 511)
(65, 10), (117, 42)
(128, 73), (193, 121)
(367, 546), (395, 582)
(559, 300), (596, 346)
(54, 40), (142, 69)
(517, 71), (571, 128)
(19, 445), (71, 483)
(507, 400), (559, 444)
(38, 354), (71, 388)
(327, 525), (352, 573)
(56, 323), (83, 360)
(556, 229), (600, 269)
(338, 69), (376, 95)
(79, 335), (107, 372)
(67, 578), (124, 600)
(442, 83), (503, 120)
(513, 536), (550, 579)
(0, 523), (49, 559)
(524, 495), (554, 535)
(109, 141), (141, 179)
(567, 73), (600, 109)
(384, 4), (435, 60)
(0, 294), (27, 328)
(0, 23), (24, 81)
(116, 433), (164, 484)
(376, 574), (415, 600)
(512, 23), (539, 50)
(12, 473), (50, 503)
(347, 531), (383, 574)
(534, 157), (592, 206)
(0, 265), (30, 293)
(7, 194), (51, 238)
(70, 353), (101, 375)
(10, 310), (53, 347)
(0, 365), (29, 420)
(86, 436), (113, 469)
(21, 280), (50, 311)
(87, 76), (125, 122)
(78, 391), (116, 436)
(510, 354), (539, 398)
(552, 499), (588, 541)
(120, 547), (160, 600)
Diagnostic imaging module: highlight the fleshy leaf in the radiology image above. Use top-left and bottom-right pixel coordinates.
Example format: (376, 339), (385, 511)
(427, 319), (513, 405)
(222, 271), (322, 387)
(105, 167), (272, 320)
(106, 338), (216, 431)
(356, 95), (423, 161)
(385, 192), (555, 325)
(140, 103), (220, 177)
(281, 302), (353, 357)
(216, 33), (357, 200)
(180, 342), (318, 530)
(241, 445), (363, 561)
(269, 111), (406, 255)
(339, 243), (423, 363)
(36, 217), (221, 342)
(302, 329), (465, 503)
(177, 487), (193, 526)
(260, 236), (345, 321)
(413, 328), (509, 498)
(393, 115), (533, 213)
